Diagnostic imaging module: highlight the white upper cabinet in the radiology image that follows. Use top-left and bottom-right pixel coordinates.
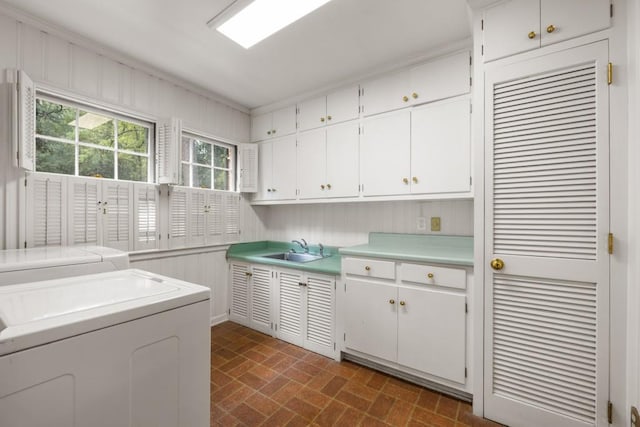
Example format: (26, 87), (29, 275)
(251, 105), (297, 142)
(483, 0), (610, 62)
(298, 85), (360, 132)
(256, 135), (297, 201)
(361, 51), (470, 117)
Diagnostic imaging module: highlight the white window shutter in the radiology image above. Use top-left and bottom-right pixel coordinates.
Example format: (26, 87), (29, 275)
(156, 117), (182, 184)
(13, 70), (36, 171)
(26, 173), (66, 247)
(238, 143), (258, 193)
(102, 181), (133, 251)
(68, 177), (100, 245)
(224, 193), (240, 241)
(168, 186), (188, 248)
(206, 191), (224, 245)
(134, 183), (158, 251)
(189, 189), (206, 246)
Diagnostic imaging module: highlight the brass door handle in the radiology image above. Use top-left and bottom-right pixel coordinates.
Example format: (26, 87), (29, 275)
(399, 301), (406, 306)
(389, 299), (395, 304)
(403, 178), (409, 184)
(490, 258), (505, 270)
(546, 24), (556, 33)
(528, 31), (536, 39)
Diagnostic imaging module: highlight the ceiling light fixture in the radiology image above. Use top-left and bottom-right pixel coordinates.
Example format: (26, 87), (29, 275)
(212, 0), (334, 49)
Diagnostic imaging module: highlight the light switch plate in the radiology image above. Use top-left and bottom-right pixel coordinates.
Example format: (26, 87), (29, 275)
(417, 217), (426, 231)
(431, 217), (441, 232)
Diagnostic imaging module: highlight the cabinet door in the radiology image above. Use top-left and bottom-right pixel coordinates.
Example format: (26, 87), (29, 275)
(272, 105), (297, 137)
(251, 266), (273, 335)
(361, 70), (410, 117)
(326, 85), (359, 125)
(326, 121), (359, 198)
(271, 135), (297, 200)
(540, 0), (610, 47)
(229, 263), (250, 326)
(256, 141), (273, 200)
(298, 96), (327, 132)
(411, 98), (471, 194)
(277, 270), (304, 346)
(304, 275), (335, 358)
(297, 128), (327, 199)
(397, 287), (466, 384)
(361, 110), (411, 197)
(251, 112), (272, 142)
(344, 279), (397, 362)
(409, 51), (470, 105)
(483, 0), (540, 62)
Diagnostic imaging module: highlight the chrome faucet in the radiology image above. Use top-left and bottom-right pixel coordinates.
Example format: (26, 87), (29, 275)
(292, 239), (308, 253)
(318, 243), (324, 258)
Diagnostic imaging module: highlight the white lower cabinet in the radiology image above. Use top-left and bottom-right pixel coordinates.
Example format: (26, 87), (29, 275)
(342, 256), (470, 390)
(229, 262), (337, 359)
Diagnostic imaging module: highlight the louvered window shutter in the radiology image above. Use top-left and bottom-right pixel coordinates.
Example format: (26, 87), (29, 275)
(14, 70), (36, 171)
(238, 143), (258, 193)
(103, 182), (132, 251)
(168, 186), (188, 248)
(189, 189), (206, 246)
(68, 177), (100, 245)
(27, 173), (66, 247)
(224, 193), (240, 242)
(206, 192), (224, 245)
(156, 118), (182, 184)
(134, 183), (158, 251)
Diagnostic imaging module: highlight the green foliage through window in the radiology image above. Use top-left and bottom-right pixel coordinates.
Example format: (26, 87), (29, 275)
(35, 96), (151, 182)
(181, 135), (235, 191)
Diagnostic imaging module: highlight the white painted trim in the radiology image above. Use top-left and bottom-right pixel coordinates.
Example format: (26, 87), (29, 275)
(210, 313), (229, 326)
(0, 1), (249, 113)
(182, 126), (242, 148)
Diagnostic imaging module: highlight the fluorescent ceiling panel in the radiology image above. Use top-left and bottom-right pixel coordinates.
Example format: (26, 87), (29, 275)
(217, 0), (333, 49)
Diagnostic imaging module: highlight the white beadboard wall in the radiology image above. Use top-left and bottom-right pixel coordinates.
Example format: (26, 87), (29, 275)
(259, 199), (474, 247)
(0, 10), (251, 249)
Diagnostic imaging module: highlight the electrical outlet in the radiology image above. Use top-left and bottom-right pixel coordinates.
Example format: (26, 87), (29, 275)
(417, 217), (426, 231)
(431, 217), (441, 232)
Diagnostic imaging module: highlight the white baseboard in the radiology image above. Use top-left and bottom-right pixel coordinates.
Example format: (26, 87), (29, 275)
(210, 313), (229, 326)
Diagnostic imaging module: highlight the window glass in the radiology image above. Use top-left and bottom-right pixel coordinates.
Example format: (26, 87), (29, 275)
(181, 134), (236, 191)
(35, 96), (152, 182)
(194, 140), (212, 165)
(193, 165), (212, 189)
(214, 169), (229, 191)
(214, 145), (229, 168)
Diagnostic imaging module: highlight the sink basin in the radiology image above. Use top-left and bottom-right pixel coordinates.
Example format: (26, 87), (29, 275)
(262, 252), (325, 263)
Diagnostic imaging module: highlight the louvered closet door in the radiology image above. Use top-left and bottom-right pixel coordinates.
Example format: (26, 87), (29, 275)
(250, 266), (272, 335)
(102, 182), (133, 251)
(229, 263), (250, 326)
(67, 177), (100, 246)
(27, 173), (66, 247)
(304, 275), (335, 358)
(134, 183), (157, 251)
(484, 41), (609, 427)
(277, 270), (304, 346)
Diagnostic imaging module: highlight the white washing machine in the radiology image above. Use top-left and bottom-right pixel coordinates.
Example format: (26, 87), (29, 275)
(0, 245), (129, 286)
(0, 269), (211, 427)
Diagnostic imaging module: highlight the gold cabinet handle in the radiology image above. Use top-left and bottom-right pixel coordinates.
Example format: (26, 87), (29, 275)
(389, 299), (395, 305)
(546, 24), (556, 33)
(327, 184), (332, 189)
(490, 258), (505, 271)
(402, 95), (409, 102)
(327, 115), (332, 121)
(403, 178), (409, 184)
(412, 177), (418, 184)
(320, 117), (325, 122)
(427, 273), (434, 279)
(412, 92), (418, 99)
(365, 266), (371, 271)
(320, 184), (325, 190)
(528, 31), (536, 39)
(399, 301), (406, 306)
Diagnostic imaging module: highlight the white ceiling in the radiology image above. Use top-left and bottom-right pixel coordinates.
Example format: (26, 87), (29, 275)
(2, 0), (472, 109)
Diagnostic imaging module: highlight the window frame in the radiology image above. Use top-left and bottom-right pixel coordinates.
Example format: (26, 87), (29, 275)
(34, 92), (155, 183)
(181, 132), (237, 191)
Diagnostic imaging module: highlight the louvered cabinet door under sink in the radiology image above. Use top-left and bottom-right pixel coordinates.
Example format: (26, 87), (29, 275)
(228, 263), (274, 335)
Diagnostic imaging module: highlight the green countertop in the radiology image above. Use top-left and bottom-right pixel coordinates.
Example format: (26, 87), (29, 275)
(226, 241), (342, 276)
(339, 233), (474, 266)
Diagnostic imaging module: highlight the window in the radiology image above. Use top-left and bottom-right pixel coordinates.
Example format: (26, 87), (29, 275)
(181, 134), (236, 191)
(35, 95), (153, 182)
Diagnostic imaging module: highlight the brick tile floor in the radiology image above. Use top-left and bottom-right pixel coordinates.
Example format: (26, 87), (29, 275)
(211, 321), (502, 426)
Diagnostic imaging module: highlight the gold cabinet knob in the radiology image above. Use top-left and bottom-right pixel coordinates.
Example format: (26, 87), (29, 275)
(327, 184), (332, 189)
(427, 273), (434, 279)
(271, 188), (276, 192)
(528, 31), (536, 39)
(403, 178), (409, 184)
(267, 188), (272, 192)
(412, 177), (418, 184)
(402, 95), (409, 102)
(327, 115), (332, 121)
(267, 130), (272, 135)
(365, 266), (371, 271)
(412, 92), (418, 99)
(399, 301), (406, 306)
(389, 299), (395, 305)
(272, 129), (276, 134)
(320, 184), (325, 190)
(245, 271), (253, 277)
(320, 117), (325, 122)
(546, 24), (556, 33)
(490, 258), (505, 271)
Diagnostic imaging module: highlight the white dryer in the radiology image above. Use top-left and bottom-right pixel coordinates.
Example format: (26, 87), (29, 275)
(0, 269), (210, 427)
(0, 245), (129, 286)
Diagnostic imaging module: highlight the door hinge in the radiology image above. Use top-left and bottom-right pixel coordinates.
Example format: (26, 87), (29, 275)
(271, 322), (273, 330)
(24, 241), (27, 249)
(465, 367), (467, 378)
(608, 62), (613, 85)
(608, 233), (614, 254)
(24, 177), (27, 187)
(343, 332), (346, 341)
(469, 77), (472, 87)
(608, 401), (613, 424)
(228, 308), (231, 315)
(470, 176), (472, 186)
(481, 19), (484, 30)
(158, 234), (161, 240)
(465, 303), (468, 313)
(334, 342), (336, 350)
(275, 323), (278, 331)
(481, 44), (484, 56)
(469, 55), (472, 66)
(610, 3), (613, 17)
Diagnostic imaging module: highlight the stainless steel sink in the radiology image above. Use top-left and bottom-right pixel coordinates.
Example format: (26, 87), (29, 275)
(262, 252), (325, 263)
